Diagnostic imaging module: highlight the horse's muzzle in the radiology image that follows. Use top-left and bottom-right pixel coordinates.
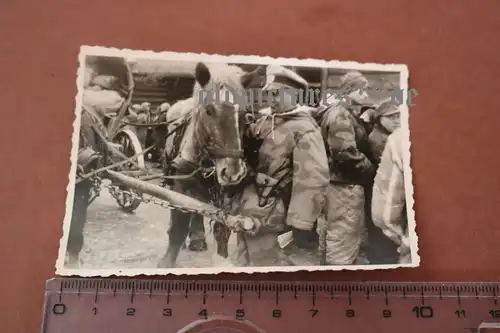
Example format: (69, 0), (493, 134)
(216, 157), (248, 186)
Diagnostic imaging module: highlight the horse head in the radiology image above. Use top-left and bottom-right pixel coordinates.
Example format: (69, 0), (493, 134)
(191, 62), (262, 187)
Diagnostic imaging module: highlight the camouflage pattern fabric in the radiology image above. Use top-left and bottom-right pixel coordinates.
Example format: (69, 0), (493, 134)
(244, 110), (328, 231)
(316, 104), (375, 186)
(231, 108), (330, 266)
(318, 183), (365, 265)
(314, 104), (376, 265)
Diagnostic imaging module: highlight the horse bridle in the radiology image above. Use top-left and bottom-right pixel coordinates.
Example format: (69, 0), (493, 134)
(201, 108), (254, 160)
(164, 106), (255, 182)
(205, 147), (244, 159)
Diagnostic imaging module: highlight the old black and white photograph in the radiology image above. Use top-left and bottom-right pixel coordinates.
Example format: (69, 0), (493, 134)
(56, 45), (418, 276)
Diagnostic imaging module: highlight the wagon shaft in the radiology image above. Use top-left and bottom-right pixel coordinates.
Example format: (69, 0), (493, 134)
(121, 170), (164, 180)
(139, 173), (166, 181)
(105, 170), (223, 219)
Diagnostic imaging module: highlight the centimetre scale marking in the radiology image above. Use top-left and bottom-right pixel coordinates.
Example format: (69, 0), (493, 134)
(46, 280), (500, 330)
(48, 280), (500, 308)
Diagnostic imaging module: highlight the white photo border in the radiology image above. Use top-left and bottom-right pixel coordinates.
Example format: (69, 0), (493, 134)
(55, 45), (418, 276)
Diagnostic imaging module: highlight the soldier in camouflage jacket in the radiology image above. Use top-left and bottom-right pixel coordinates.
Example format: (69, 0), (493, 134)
(312, 71), (377, 265)
(229, 65), (330, 267)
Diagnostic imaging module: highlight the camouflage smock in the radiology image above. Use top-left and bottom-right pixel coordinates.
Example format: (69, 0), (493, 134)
(229, 106), (329, 266)
(231, 106), (330, 233)
(314, 104), (376, 186)
(313, 104), (376, 265)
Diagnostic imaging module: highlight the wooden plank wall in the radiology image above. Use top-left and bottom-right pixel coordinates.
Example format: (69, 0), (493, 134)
(241, 64), (402, 108)
(128, 65), (402, 110)
(131, 74), (195, 107)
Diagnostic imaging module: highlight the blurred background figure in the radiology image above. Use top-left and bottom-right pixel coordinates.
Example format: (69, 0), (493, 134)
(141, 101), (151, 114)
(149, 102), (171, 165)
(135, 102), (151, 150)
(156, 102), (171, 123)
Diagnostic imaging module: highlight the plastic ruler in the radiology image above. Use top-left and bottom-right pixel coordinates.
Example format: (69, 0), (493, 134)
(41, 278), (500, 332)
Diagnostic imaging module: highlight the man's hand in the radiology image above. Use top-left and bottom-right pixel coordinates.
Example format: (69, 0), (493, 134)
(225, 215), (261, 236)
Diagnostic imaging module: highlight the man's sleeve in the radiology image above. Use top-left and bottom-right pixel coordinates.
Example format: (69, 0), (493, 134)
(286, 129), (329, 231)
(325, 109), (375, 185)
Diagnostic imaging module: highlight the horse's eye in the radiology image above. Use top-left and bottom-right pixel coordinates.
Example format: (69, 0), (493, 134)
(205, 104), (216, 116)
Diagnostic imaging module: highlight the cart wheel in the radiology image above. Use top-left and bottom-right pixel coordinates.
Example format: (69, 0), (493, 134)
(109, 186), (143, 213)
(114, 128), (146, 169)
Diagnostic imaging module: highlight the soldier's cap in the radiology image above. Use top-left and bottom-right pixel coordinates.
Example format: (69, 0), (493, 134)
(340, 70), (369, 94)
(263, 65), (308, 92)
(373, 98), (401, 119)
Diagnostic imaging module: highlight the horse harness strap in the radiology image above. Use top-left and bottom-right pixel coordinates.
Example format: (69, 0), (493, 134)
(163, 161), (203, 181)
(166, 120), (189, 164)
(248, 115), (302, 208)
(205, 147), (244, 159)
(103, 115), (173, 128)
(254, 170), (293, 208)
(163, 112), (245, 181)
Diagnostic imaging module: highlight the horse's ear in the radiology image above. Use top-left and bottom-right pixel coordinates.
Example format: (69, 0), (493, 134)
(240, 66), (264, 88)
(195, 62), (211, 88)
